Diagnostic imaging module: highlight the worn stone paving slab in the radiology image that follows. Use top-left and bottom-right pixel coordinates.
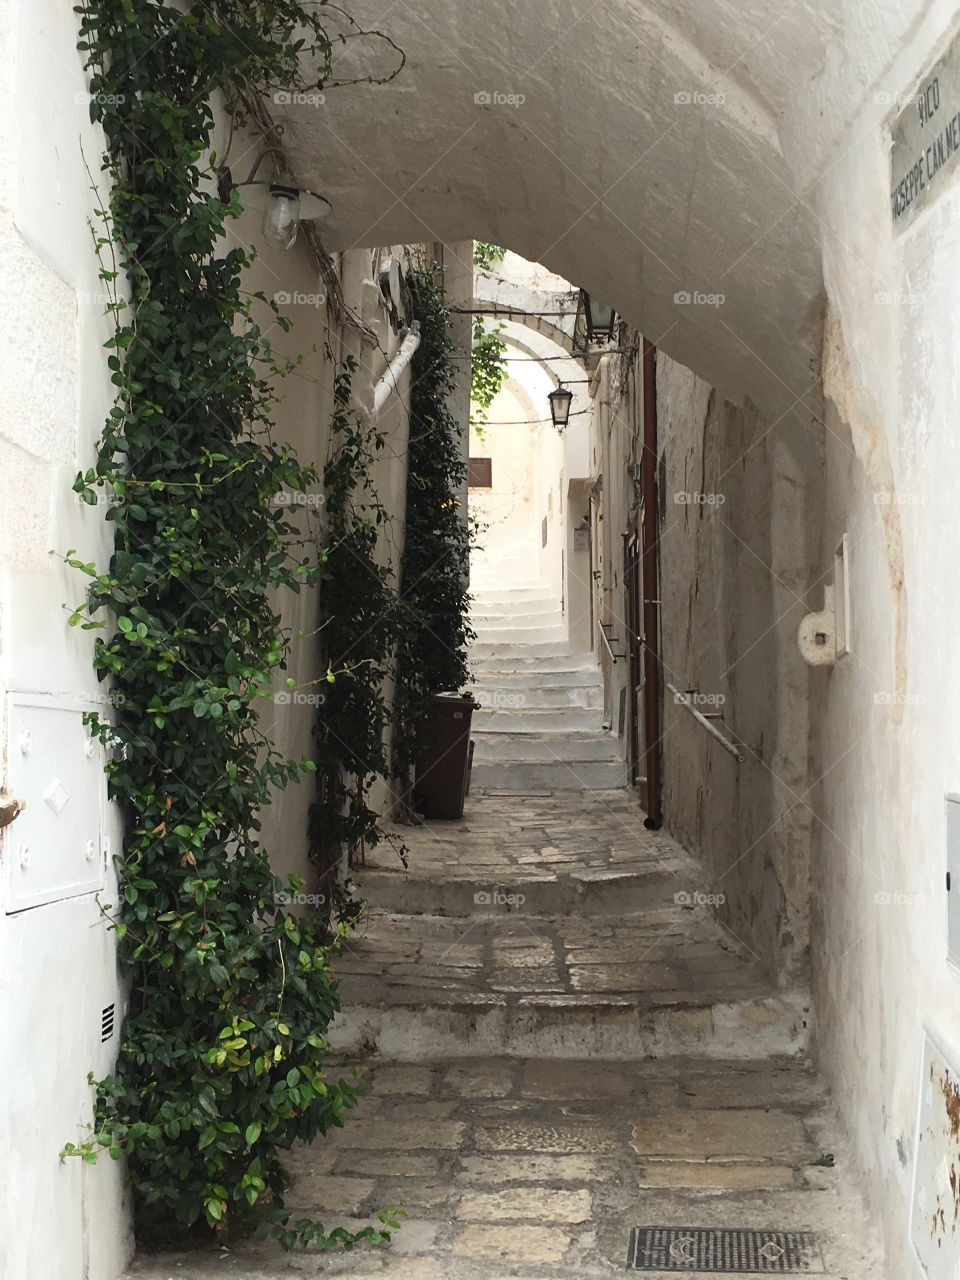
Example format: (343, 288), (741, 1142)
(126, 791), (880, 1278)
(127, 1056), (885, 1280)
(367, 790), (685, 879)
(336, 792), (779, 1046)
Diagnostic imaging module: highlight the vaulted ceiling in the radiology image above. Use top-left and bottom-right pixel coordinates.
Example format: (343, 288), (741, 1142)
(274, 0), (923, 419)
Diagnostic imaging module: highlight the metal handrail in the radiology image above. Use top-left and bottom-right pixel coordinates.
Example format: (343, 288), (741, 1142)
(597, 619), (625, 664)
(666, 682), (745, 763)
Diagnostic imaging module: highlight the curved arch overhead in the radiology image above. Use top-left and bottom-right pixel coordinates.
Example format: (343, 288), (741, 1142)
(274, 0), (856, 418)
(473, 256), (579, 354)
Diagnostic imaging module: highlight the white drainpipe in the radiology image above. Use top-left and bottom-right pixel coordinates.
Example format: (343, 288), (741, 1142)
(372, 322), (421, 415)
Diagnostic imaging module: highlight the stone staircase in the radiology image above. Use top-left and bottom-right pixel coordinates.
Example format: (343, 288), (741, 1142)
(132, 795), (876, 1280)
(468, 583), (629, 791)
(328, 790), (809, 1063)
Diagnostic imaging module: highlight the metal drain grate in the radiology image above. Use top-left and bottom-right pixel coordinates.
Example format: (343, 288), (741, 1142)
(627, 1227), (823, 1273)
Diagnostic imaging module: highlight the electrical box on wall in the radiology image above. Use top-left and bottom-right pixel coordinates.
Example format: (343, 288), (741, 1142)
(3, 694), (107, 913)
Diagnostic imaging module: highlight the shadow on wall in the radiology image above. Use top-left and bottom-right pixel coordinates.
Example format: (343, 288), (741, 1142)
(658, 356), (823, 985)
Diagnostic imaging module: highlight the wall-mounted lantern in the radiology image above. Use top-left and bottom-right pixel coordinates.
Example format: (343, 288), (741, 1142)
(573, 288), (618, 353)
(548, 385), (573, 430)
(218, 150), (331, 250)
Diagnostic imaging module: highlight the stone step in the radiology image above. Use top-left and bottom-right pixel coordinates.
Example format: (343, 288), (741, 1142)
(358, 865), (682, 918)
(471, 612), (565, 630)
(327, 981), (809, 1062)
(472, 732), (621, 763)
(470, 595), (561, 617)
(470, 584), (555, 604)
(472, 624), (568, 646)
(471, 683), (603, 712)
(470, 668), (602, 691)
(473, 706), (606, 733)
(471, 640), (579, 660)
(470, 649), (598, 671)
(471, 760), (631, 790)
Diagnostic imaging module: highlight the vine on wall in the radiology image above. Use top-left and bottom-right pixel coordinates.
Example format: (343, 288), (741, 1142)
(470, 315), (508, 426)
(393, 262), (474, 784)
(67, 0), (401, 1249)
(310, 356), (400, 878)
(472, 241), (506, 271)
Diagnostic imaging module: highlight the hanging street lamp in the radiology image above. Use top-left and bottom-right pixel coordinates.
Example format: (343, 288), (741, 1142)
(573, 288), (618, 353)
(548, 385), (574, 430)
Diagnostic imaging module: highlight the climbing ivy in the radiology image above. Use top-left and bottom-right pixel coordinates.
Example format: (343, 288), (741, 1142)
(393, 262), (474, 785)
(470, 243), (509, 423)
(473, 241), (507, 271)
(471, 315), (509, 425)
(65, 0), (402, 1250)
(310, 356), (401, 875)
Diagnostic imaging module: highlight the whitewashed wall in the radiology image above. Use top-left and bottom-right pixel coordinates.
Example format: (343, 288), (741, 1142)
(807, 9), (960, 1274)
(0, 3), (131, 1276)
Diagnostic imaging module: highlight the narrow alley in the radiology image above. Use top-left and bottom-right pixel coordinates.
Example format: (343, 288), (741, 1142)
(6, 3), (960, 1278)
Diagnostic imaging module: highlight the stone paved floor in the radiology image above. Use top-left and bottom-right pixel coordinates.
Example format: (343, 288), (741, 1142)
(127, 792), (886, 1279)
(365, 790), (687, 884)
(327, 793), (807, 1062)
(344, 790), (769, 1010)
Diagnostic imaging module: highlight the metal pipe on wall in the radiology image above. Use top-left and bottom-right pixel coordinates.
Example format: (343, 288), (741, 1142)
(641, 338), (663, 829)
(372, 321), (422, 415)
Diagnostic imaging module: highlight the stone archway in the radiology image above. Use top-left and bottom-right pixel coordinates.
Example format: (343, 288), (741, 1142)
(274, 0), (837, 421)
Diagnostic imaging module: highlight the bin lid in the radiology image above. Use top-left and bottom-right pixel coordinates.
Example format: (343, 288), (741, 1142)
(431, 690), (480, 709)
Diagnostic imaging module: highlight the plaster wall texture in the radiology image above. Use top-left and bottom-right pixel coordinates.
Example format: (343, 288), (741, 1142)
(280, 0), (830, 420)
(590, 352), (643, 740)
(805, 12), (960, 1274)
(0, 4), (131, 1277)
(655, 356), (821, 985)
(235, 232), (342, 890)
